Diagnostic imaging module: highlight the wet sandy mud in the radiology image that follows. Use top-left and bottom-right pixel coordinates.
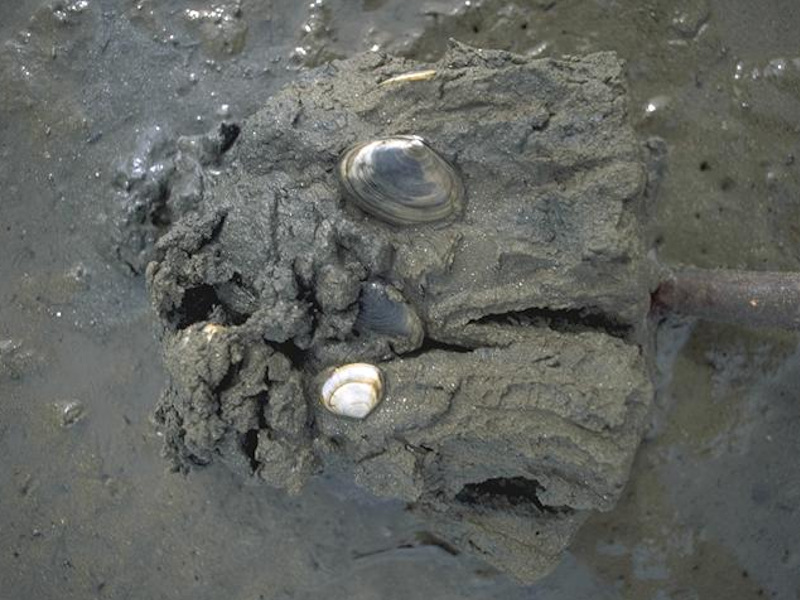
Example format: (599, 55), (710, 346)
(1, 0), (799, 598)
(146, 45), (652, 581)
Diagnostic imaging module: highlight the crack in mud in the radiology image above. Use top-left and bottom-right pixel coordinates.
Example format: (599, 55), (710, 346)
(455, 477), (574, 516)
(471, 306), (632, 340)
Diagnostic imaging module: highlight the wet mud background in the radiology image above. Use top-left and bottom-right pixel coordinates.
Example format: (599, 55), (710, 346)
(1, 0), (799, 598)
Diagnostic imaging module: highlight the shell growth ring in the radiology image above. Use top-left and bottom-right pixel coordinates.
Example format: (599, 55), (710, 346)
(337, 135), (463, 226)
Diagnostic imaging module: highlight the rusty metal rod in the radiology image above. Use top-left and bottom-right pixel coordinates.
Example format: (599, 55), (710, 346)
(653, 267), (800, 330)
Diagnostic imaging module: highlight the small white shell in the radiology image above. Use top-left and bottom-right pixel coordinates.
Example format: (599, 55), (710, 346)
(320, 363), (385, 419)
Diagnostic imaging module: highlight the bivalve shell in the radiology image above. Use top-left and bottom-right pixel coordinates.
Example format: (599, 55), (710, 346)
(337, 135), (463, 226)
(355, 281), (424, 351)
(319, 362), (385, 419)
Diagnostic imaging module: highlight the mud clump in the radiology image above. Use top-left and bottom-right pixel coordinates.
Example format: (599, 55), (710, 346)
(111, 122), (240, 274)
(146, 42), (654, 583)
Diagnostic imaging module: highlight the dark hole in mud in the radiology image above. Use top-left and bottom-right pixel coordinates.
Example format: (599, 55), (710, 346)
(212, 273), (255, 326)
(175, 284), (221, 328)
(292, 270), (322, 331)
(121, 181), (171, 233)
(241, 429), (260, 472)
(273, 340), (309, 371)
(214, 360), (240, 397)
(719, 176), (736, 191)
(456, 477), (573, 515)
(472, 306), (632, 339)
(254, 392), (269, 430)
(226, 307), (249, 326)
(149, 197), (173, 228)
(218, 122), (241, 154)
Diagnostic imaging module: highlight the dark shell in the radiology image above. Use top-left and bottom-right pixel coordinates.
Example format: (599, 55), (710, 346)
(355, 282), (424, 349)
(337, 135), (463, 226)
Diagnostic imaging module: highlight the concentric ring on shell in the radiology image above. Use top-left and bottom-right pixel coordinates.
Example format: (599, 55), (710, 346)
(319, 363), (385, 420)
(355, 281), (424, 353)
(337, 135), (463, 226)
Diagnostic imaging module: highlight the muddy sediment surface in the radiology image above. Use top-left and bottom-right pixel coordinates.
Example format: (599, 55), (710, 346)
(147, 45), (652, 581)
(1, 1), (799, 598)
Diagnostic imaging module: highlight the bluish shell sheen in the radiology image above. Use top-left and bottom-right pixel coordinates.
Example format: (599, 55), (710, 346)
(337, 135), (463, 225)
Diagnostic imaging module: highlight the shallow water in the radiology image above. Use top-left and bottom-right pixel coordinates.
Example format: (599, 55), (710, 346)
(1, 1), (799, 598)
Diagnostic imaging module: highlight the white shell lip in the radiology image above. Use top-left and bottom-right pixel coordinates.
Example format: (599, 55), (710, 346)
(320, 362), (385, 420)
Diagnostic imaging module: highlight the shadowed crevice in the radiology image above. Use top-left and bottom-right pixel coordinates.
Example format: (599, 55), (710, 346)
(174, 284), (221, 329)
(456, 477), (573, 515)
(472, 306), (632, 339)
(402, 337), (476, 357)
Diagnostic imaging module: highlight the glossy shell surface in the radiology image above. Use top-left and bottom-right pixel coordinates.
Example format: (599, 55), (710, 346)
(320, 363), (385, 419)
(337, 135), (463, 225)
(355, 282), (424, 347)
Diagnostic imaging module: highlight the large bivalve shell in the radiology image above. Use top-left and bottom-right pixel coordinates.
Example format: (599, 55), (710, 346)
(337, 135), (464, 226)
(319, 363), (385, 419)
